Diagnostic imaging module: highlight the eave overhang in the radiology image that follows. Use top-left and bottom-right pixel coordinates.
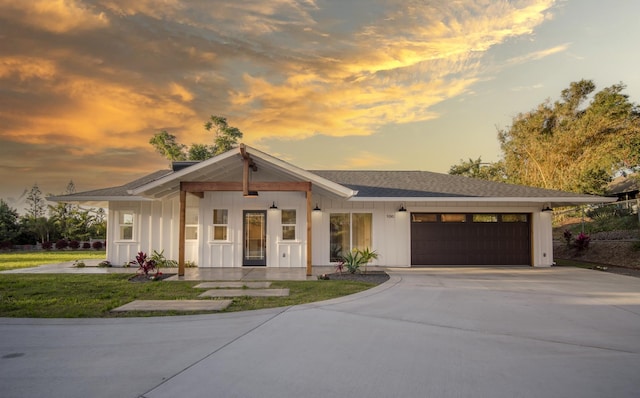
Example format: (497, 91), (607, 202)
(128, 145), (357, 199)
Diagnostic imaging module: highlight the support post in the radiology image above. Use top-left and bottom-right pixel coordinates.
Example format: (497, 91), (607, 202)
(178, 189), (186, 276)
(306, 189), (312, 276)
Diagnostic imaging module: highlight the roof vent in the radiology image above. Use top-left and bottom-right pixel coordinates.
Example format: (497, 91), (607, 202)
(171, 161), (200, 172)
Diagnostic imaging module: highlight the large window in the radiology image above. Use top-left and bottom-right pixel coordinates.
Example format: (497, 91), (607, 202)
(185, 208), (198, 240)
(281, 210), (296, 240)
(211, 209), (228, 241)
(330, 213), (372, 262)
(118, 211), (134, 241)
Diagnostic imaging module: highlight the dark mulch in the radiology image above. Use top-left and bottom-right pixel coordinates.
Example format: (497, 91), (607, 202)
(319, 271), (390, 284)
(128, 273), (176, 283)
(582, 264), (640, 279)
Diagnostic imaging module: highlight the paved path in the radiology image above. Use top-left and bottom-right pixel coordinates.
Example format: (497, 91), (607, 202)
(1, 267), (639, 398)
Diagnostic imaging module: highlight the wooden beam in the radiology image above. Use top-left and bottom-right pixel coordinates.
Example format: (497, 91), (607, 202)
(178, 190), (186, 276)
(243, 157), (249, 196)
(181, 181), (312, 192)
(306, 189), (312, 276)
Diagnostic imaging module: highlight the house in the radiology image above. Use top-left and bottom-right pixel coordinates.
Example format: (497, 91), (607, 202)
(49, 144), (615, 275)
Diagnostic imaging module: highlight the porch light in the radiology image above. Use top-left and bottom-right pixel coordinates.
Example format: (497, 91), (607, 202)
(541, 206), (553, 212)
(398, 203), (407, 212)
(269, 201), (278, 209)
(313, 203), (321, 211)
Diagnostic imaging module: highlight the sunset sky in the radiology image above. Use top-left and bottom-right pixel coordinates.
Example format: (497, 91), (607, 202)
(1, 0), (639, 212)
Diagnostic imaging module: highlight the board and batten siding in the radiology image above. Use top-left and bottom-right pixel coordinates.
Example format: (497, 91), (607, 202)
(200, 191), (308, 268)
(106, 196), (554, 268)
(310, 198), (554, 267)
(107, 198), (198, 267)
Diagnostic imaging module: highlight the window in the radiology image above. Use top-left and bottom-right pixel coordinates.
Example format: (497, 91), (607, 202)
(212, 209), (228, 240)
(412, 213), (437, 223)
(118, 212), (134, 240)
(502, 214), (528, 223)
(473, 214), (498, 223)
(441, 214), (466, 223)
(185, 208), (198, 240)
(329, 213), (372, 262)
(281, 209), (296, 240)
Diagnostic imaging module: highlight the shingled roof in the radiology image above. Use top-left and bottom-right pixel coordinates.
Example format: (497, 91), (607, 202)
(49, 163), (608, 205)
(311, 170), (597, 199)
(48, 169), (172, 202)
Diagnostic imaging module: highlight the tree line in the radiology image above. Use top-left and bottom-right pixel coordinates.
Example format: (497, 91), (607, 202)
(449, 80), (640, 194)
(0, 181), (106, 248)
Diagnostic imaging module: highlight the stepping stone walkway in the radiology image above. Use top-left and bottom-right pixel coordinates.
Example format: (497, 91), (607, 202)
(194, 282), (272, 289)
(111, 300), (232, 312)
(112, 281), (289, 312)
(198, 288), (290, 298)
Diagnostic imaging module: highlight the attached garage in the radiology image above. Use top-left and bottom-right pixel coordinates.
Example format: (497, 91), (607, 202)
(411, 213), (531, 266)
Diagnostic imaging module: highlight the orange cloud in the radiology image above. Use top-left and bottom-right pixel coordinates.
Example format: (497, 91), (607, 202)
(0, 0), (109, 33)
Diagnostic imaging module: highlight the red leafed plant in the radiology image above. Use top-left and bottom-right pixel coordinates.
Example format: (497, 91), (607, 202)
(130, 251), (157, 276)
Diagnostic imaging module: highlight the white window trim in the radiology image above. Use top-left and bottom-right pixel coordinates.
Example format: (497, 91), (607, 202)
(115, 210), (136, 243)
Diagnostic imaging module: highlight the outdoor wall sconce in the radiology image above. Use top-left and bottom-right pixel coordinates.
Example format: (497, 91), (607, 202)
(269, 201), (278, 209)
(313, 203), (321, 211)
(398, 203), (407, 212)
(542, 206), (553, 212)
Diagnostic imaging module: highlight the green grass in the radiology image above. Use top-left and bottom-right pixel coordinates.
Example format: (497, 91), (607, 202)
(0, 274), (375, 318)
(0, 251), (106, 271)
(554, 258), (604, 269)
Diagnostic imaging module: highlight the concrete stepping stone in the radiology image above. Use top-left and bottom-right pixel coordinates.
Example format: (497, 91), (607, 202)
(198, 288), (290, 298)
(194, 281), (272, 289)
(111, 299), (232, 312)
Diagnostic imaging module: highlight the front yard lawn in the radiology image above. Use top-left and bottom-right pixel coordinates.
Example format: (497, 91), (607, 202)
(0, 251), (106, 271)
(0, 274), (375, 318)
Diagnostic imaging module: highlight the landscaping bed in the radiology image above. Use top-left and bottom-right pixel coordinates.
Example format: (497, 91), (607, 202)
(320, 271), (390, 284)
(554, 240), (640, 278)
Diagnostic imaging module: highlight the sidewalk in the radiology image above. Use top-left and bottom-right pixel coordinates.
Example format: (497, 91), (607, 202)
(1, 260), (371, 281)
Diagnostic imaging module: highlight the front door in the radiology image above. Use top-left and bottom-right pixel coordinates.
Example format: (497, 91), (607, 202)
(243, 210), (267, 266)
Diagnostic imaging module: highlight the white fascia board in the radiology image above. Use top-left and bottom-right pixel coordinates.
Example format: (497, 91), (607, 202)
(49, 196), (154, 203)
(347, 196), (617, 204)
(247, 146), (357, 198)
(128, 150), (238, 196)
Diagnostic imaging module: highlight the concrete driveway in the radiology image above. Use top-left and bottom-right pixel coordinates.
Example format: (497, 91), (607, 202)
(1, 267), (639, 398)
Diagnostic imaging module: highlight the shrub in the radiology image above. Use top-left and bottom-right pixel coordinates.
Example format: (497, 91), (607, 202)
(92, 241), (103, 250)
(69, 240), (80, 249)
(73, 260), (86, 268)
(41, 241), (53, 250)
(150, 249), (178, 268)
(82, 242), (91, 249)
(342, 247), (379, 274)
(55, 239), (68, 250)
(0, 241), (12, 250)
(563, 230), (573, 247)
(97, 260), (112, 267)
(575, 232), (591, 251)
(129, 251), (157, 277)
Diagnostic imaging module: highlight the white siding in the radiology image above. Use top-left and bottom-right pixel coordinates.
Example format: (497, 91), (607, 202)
(107, 195), (553, 269)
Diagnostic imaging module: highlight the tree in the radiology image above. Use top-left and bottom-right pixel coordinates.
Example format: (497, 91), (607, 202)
(25, 183), (46, 219)
(187, 143), (215, 161)
(150, 115), (243, 162)
(448, 157), (506, 181)
(204, 115), (243, 155)
(149, 130), (187, 161)
(0, 199), (20, 243)
(451, 80), (640, 194)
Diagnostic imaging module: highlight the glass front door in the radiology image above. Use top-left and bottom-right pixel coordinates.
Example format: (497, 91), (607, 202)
(243, 210), (267, 266)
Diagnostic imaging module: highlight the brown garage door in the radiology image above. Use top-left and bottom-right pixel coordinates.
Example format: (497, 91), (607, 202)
(411, 213), (531, 266)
